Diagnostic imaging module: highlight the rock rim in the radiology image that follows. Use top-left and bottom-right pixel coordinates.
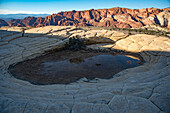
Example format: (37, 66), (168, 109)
(0, 26), (170, 113)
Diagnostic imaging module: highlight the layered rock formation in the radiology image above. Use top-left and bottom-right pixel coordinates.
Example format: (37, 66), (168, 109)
(1, 7), (170, 28)
(0, 26), (170, 112)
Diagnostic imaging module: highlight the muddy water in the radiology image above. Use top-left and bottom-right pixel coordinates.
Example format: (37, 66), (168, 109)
(9, 50), (143, 85)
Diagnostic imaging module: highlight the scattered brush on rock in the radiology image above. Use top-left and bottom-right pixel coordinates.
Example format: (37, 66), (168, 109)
(110, 27), (170, 37)
(67, 36), (86, 50)
(44, 36), (86, 53)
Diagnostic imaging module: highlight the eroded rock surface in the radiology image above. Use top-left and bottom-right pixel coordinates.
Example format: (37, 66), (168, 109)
(4, 7), (170, 28)
(0, 26), (170, 113)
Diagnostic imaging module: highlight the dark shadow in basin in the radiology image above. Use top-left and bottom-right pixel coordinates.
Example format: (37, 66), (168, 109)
(9, 50), (144, 85)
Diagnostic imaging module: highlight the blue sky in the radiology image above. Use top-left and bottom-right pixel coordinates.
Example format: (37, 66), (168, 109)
(0, 0), (169, 14)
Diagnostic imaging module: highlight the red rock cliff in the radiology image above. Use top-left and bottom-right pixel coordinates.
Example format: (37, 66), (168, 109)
(6, 7), (170, 28)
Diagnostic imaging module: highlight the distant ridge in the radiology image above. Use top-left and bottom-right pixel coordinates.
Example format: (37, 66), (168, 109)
(1, 7), (170, 28)
(0, 14), (50, 21)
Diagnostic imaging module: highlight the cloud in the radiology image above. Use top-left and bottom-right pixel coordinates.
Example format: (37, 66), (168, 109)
(0, 9), (51, 14)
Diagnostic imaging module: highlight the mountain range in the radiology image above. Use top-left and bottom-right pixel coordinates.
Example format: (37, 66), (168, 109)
(0, 7), (170, 28)
(0, 14), (50, 22)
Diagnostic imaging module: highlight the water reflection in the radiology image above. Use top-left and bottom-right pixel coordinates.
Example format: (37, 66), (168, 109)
(40, 54), (140, 81)
(9, 50), (143, 85)
(69, 57), (85, 64)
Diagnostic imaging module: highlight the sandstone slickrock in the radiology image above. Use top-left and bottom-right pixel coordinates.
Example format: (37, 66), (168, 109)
(0, 26), (170, 113)
(2, 7), (170, 28)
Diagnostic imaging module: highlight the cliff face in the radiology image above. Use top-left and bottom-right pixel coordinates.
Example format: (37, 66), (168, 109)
(5, 7), (170, 28)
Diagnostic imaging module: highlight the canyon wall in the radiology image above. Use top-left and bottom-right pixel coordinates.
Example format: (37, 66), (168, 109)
(1, 7), (170, 28)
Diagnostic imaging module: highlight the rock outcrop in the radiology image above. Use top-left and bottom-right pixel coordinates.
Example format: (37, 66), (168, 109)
(157, 10), (170, 28)
(2, 7), (170, 28)
(0, 26), (169, 113)
(0, 19), (8, 27)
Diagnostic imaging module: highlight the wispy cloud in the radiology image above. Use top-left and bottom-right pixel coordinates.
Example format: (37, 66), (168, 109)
(0, 9), (51, 14)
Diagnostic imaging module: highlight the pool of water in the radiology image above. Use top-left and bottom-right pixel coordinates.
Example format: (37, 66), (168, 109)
(9, 50), (143, 85)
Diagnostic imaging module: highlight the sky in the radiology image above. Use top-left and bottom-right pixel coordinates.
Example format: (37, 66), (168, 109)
(0, 0), (169, 14)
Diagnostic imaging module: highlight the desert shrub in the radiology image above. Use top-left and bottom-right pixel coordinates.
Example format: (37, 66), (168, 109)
(128, 32), (131, 35)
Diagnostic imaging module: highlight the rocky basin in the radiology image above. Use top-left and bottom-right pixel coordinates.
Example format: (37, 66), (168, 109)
(0, 26), (170, 113)
(9, 50), (143, 85)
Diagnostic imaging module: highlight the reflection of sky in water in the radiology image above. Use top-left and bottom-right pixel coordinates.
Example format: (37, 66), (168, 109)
(40, 55), (140, 79)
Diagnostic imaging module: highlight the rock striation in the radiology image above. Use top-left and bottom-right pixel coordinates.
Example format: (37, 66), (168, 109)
(3, 7), (170, 28)
(0, 26), (170, 113)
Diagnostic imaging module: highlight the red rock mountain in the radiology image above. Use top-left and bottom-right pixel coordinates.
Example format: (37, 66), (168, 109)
(5, 7), (170, 28)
